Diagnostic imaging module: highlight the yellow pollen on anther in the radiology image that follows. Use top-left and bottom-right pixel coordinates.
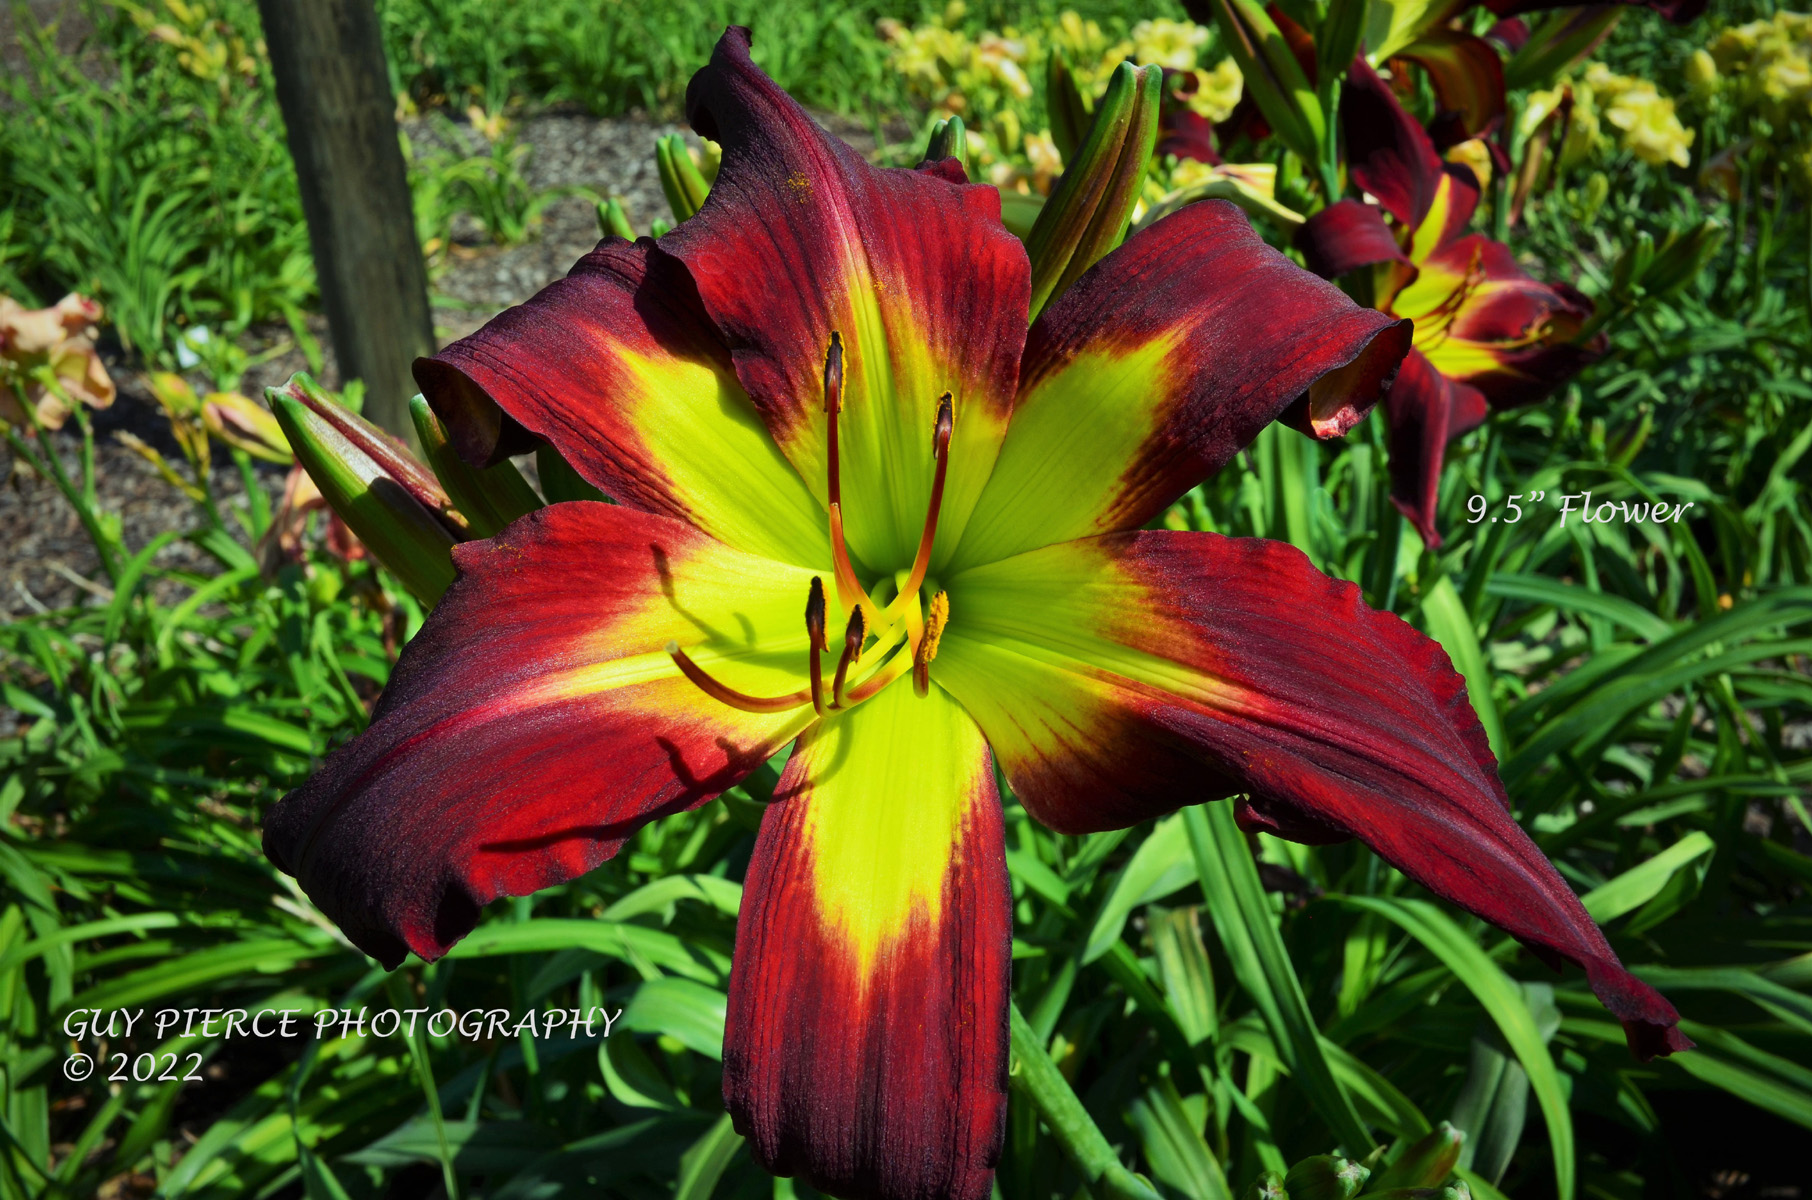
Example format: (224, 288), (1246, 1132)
(913, 591), (948, 697)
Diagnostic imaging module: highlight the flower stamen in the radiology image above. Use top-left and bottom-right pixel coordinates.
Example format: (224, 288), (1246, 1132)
(831, 605), (866, 708)
(667, 641), (811, 713)
(913, 590), (948, 697)
(805, 576), (828, 717)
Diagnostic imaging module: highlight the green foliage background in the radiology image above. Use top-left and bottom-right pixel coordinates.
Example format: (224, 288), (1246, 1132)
(3, 1), (1811, 1199)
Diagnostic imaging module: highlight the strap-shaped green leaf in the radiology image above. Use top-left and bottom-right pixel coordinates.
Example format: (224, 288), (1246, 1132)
(1008, 1001), (1164, 1200)
(1332, 896), (1575, 1200)
(1185, 803), (1373, 1153)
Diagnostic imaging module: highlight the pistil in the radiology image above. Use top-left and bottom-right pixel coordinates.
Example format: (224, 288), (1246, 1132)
(894, 392), (952, 611)
(669, 341), (958, 718)
(823, 333), (876, 622)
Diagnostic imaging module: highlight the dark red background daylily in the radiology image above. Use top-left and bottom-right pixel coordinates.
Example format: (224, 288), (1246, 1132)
(1298, 58), (1605, 545)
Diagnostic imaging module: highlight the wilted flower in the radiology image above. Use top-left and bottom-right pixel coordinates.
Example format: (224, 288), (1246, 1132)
(202, 389), (291, 463)
(0, 293), (116, 430)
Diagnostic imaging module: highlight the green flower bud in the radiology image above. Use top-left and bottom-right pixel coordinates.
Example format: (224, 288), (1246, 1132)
(282, 373), (463, 531)
(1197, 0), (1324, 169)
(923, 115), (970, 173)
(1504, 7), (1624, 91)
(1368, 1122), (1464, 1191)
(1316, 0), (1367, 90)
(1639, 220), (1725, 297)
(1281, 1155), (1368, 1200)
(1581, 171), (1610, 222)
(409, 394), (542, 538)
(1046, 48), (1093, 163)
(1024, 60), (1164, 319)
(597, 197), (637, 240)
(1245, 1170), (1289, 1200)
(657, 134), (712, 223)
(268, 376), (462, 604)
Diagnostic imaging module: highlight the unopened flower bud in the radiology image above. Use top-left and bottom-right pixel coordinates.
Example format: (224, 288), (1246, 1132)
(597, 197), (637, 240)
(409, 393), (542, 537)
(922, 116), (970, 174)
(1024, 61), (1164, 319)
(1639, 219), (1725, 297)
(1504, 7), (1622, 91)
(1045, 48), (1092, 162)
(268, 373), (464, 603)
(657, 135), (712, 223)
(1245, 1171), (1289, 1200)
(1281, 1155), (1368, 1200)
(1196, 0), (1324, 169)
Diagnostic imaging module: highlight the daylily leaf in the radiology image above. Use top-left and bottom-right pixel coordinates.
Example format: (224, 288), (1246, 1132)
(1333, 896), (1575, 1200)
(1187, 804), (1374, 1153)
(1082, 813), (1192, 964)
(1008, 1002), (1164, 1200)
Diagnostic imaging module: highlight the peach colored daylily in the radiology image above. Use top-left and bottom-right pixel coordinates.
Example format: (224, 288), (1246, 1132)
(0, 293), (116, 430)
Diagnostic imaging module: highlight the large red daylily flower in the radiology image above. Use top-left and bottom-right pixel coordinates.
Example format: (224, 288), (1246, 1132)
(264, 29), (1685, 1200)
(1297, 59), (1605, 546)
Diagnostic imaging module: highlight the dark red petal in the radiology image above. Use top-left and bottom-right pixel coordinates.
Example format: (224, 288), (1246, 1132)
(951, 200), (1410, 568)
(664, 27), (1030, 568)
(1157, 67), (1223, 164)
(1398, 29), (1509, 140)
(1295, 199), (1410, 279)
(725, 684), (1010, 1200)
(1384, 348), (1485, 548)
(1487, 17), (1532, 52)
(1422, 235), (1606, 407)
(937, 532), (1689, 1058)
(418, 240), (716, 476)
(1158, 107), (1222, 164)
(262, 505), (817, 966)
(415, 238), (830, 566)
(1344, 56), (1448, 229)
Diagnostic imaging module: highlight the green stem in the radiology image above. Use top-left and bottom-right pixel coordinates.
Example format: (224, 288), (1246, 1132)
(1008, 1002), (1163, 1200)
(6, 391), (122, 583)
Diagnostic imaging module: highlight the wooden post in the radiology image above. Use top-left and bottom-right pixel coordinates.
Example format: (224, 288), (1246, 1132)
(257, 0), (434, 441)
